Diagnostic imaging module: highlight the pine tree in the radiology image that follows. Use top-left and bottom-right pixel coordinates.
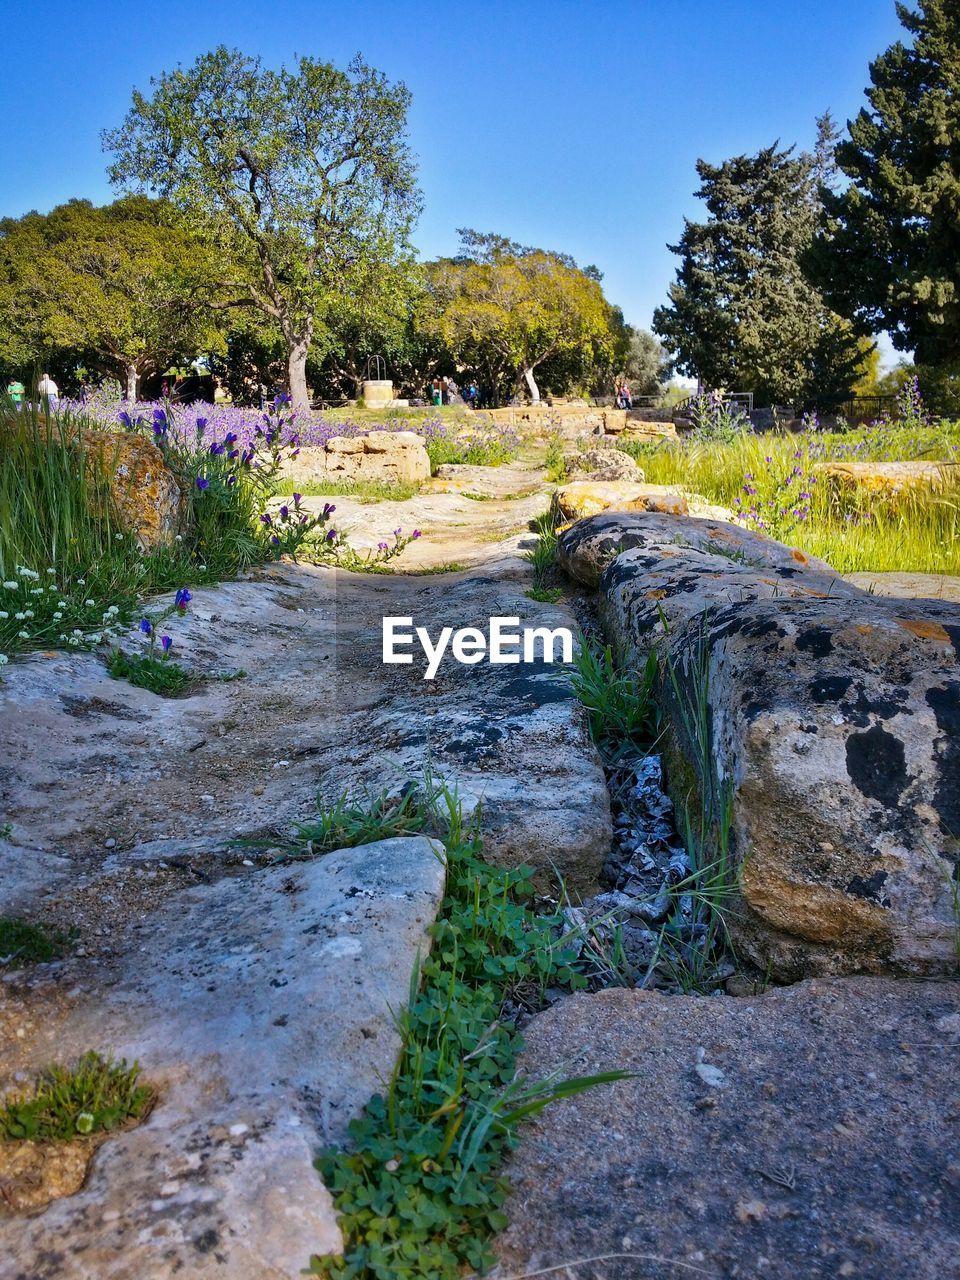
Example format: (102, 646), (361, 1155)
(653, 133), (864, 407)
(811, 0), (960, 363)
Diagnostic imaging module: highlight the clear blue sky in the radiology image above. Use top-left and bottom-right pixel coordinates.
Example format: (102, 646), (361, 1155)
(0, 0), (905, 348)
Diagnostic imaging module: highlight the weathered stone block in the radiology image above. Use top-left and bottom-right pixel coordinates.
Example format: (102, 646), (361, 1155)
(558, 511), (960, 979)
(86, 431), (185, 551)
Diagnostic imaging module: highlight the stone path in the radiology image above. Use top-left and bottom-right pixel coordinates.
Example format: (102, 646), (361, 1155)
(0, 460), (608, 1276)
(2, 449), (959, 1278)
(493, 979), (960, 1280)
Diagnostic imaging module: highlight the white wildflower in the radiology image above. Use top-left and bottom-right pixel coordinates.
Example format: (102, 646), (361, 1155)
(0, 654), (8, 665)
(84, 599), (94, 607)
(0, 611), (7, 619)
(53, 612), (63, 621)
(71, 629), (83, 636)
(14, 612), (25, 621)
(46, 568), (56, 575)
(2, 582), (17, 591)
(18, 630), (29, 639)
(23, 610), (33, 619)
(16, 566), (39, 580)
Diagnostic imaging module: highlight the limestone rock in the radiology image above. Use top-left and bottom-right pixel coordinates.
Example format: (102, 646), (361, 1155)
(661, 593), (960, 978)
(554, 480), (733, 524)
(816, 459), (960, 500)
(555, 510), (793, 590)
(284, 430), (431, 488)
(563, 448), (644, 483)
(484, 405), (624, 439)
(558, 512), (960, 978)
(85, 431), (184, 551)
(0, 837), (446, 1278)
(495, 979), (960, 1280)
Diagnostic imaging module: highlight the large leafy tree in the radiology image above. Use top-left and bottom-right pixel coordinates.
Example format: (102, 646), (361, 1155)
(653, 129), (865, 406)
(810, 0), (960, 363)
(0, 196), (225, 397)
(422, 231), (618, 404)
(104, 47), (421, 407)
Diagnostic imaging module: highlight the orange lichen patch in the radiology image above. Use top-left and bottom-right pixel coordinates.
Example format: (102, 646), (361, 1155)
(791, 549), (809, 564)
(41, 651), (60, 659)
(83, 432), (185, 551)
(646, 589), (669, 600)
(855, 624), (873, 635)
(896, 618), (951, 642)
(0, 1138), (95, 1215)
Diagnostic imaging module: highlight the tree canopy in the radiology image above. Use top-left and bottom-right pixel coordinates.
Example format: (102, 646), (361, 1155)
(653, 129), (866, 407)
(422, 231), (619, 403)
(104, 46), (421, 406)
(0, 196), (224, 397)
(810, 0), (960, 364)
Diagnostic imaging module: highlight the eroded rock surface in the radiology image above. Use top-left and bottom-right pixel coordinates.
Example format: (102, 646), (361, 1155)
(494, 979), (960, 1280)
(558, 512), (960, 978)
(284, 429), (431, 487)
(0, 837), (445, 1278)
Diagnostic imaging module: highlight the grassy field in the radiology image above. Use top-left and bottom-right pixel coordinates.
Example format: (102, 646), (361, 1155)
(620, 415), (960, 575)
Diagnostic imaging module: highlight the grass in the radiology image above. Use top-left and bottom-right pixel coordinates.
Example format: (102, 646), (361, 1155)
(0, 917), (76, 966)
(618, 415), (960, 574)
(569, 641), (658, 767)
(523, 511), (561, 591)
(106, 647), (192, 696)
(544, 433), (568, 484)
(0, 1052), (153, 1142)
(0, 397), (271, 662)
(293, 775), (630, 1280)
(273, 477), (422, 503)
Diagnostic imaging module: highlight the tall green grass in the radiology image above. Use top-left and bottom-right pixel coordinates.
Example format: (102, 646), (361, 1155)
(620, 424), (960, 574)
(0, 397), (263, 660)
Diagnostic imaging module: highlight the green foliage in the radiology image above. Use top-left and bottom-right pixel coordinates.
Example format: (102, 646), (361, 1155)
(273, 477), (422, 503)
(420, 231), (620, 404)
(569, 641), (658, 766)
(659, 623), (739, 993)
(306, 782), (627, 1279)
(107, 647), (191, 696)
(622, 327), (671, 397)
(543, 434), (568, 483)
(0, 196), (227, 395)
(105, 47), (421, 404)
(0, 1053), (153, 1142)
(654, 126), (866, 407)
(523, 511), (560, 592)
(0, 917), (75, 966)
(279, 787), (431, 860)
(812, 0), (960, 364)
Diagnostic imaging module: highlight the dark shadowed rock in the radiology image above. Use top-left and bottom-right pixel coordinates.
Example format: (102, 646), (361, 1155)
(494, 979), (960, 1280)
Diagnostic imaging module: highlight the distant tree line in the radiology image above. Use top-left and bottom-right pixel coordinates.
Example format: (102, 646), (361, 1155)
(0, 46), (666, 409)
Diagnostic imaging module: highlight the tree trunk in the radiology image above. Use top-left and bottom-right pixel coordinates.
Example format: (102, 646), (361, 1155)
(287, 335), (311, 410)
(124, 362), (139, 402)
(522, 366), (541, 403)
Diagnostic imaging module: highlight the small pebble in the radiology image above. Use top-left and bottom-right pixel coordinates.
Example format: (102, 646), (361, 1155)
(104, 838), (116, 849)
(229, 1123), (249, 1138)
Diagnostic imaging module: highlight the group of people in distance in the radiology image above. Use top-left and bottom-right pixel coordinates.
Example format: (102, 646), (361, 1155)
(6, 373), (58, 406)
(429, 375), (479, 408)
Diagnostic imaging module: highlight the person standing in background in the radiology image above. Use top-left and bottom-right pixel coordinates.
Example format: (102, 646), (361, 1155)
(6, 378), (24, 406)
(37, 372), (59, 405)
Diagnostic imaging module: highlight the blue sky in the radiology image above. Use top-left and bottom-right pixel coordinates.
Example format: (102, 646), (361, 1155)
(0, 0), (905, 355)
